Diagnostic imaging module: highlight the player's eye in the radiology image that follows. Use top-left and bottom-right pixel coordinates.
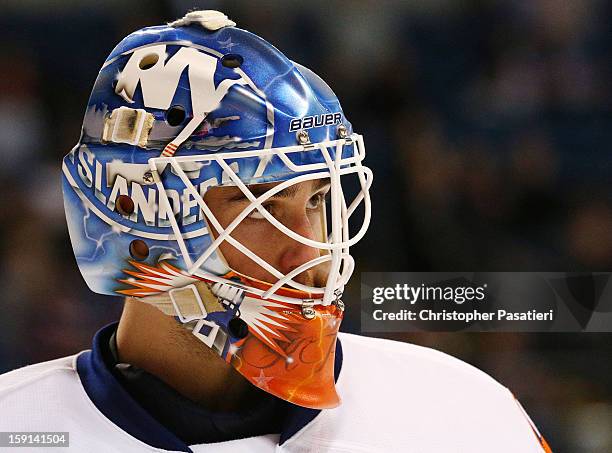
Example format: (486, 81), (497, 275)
(247, 203), (274, 220)
(307, 192), (327, 210)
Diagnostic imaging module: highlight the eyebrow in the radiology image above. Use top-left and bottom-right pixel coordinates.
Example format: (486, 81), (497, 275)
(229, 179), (330, 201)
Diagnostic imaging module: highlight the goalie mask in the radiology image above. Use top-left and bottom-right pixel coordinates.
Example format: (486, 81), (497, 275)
(62, 10), (372, 409)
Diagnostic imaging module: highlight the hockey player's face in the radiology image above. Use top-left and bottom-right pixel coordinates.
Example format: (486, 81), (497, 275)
(204, 180), (331, 287)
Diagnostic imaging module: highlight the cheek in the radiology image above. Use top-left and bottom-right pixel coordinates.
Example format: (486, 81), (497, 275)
(231, 221), (280, 259)
(217, 220), (284, 271)
(307, 211), (326, 242)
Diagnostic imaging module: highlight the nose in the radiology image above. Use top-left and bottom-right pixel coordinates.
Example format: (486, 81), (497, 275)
(277, 213), (321, 284)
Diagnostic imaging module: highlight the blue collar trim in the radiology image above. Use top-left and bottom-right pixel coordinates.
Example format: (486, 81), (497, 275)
(77, 322), (343, 449)
(76, 323), (191, 451)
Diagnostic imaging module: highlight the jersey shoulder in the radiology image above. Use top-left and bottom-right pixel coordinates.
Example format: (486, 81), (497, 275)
(325, 333), (550, 453)
(0, 355), (78, 395)
(0, 354), (84, 430)
(338, 331), (506, 392)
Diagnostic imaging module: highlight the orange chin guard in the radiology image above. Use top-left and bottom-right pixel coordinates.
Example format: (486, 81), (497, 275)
(228, 297), (343, 409)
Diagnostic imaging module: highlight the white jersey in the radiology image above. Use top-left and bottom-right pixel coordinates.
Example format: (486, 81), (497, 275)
(0, 330), (551, 452)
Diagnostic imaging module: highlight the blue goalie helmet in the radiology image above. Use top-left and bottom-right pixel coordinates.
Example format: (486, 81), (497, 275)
(62, 10), (371, 307)
(62, 10), (371, 311)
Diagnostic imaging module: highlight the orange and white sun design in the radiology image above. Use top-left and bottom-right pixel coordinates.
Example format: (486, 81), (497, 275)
(117, 260), (199, 297)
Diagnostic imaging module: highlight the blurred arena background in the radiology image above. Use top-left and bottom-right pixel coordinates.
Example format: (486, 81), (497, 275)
(2, 1), (612, 451)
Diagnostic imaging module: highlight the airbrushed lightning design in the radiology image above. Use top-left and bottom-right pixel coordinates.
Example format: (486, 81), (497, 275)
(80, 205), (119, 262)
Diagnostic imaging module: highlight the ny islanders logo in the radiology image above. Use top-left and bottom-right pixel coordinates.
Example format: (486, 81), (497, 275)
(63, 43), (263, 240)
(114, 44), (247, 157)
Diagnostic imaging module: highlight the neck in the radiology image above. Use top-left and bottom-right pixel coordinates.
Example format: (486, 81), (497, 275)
(116, 297), (263, 412)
